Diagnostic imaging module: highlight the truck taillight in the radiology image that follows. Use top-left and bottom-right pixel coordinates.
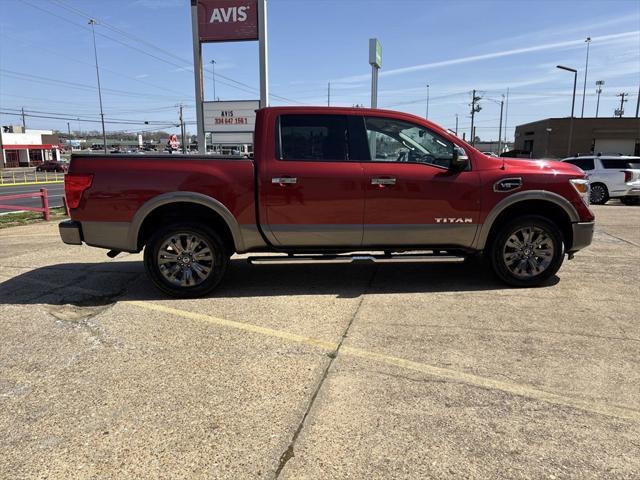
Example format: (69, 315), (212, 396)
(624, 170), (633, 182)
(65, 174), (93, 209)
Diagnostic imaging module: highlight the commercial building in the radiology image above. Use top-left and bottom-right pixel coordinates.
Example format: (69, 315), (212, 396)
(0, 126), (61, 168)
(513, 117), (640, 159)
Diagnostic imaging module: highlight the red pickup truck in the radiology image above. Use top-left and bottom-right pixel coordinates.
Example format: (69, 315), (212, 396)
(59, 106), (594, 297)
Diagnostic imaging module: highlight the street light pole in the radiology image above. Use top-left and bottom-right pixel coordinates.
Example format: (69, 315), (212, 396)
(210, 60), (216, 101)
(88, 19), (107, 154)
(581, 37), (591, 118)
(595, 80), (604, 117)
(497, 96), (504, 155)
(557, 65), (577, 156)
(425, 84), (430, 119)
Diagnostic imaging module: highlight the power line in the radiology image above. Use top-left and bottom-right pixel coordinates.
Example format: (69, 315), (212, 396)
(1, 69), (184, 100)
(0, 110), (181, 126)
(2, 107), (177, 124)
(0, 31), (188, 98)
(21, 0), (303, 105)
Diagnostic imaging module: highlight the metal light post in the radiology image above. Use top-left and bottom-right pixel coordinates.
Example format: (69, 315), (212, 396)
(210, 59), (217, 101)
(557, 65), (577, 156)
(595, 80), (604, 117)
(455, 113), (458, 135)
(425, 84), (430, 119)
(581, 37), (591, 118)
(88, 19), (107, 154)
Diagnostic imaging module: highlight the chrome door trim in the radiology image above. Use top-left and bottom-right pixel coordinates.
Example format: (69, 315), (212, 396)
(272, 177), (297, 184)
(371, 177), (397, 185)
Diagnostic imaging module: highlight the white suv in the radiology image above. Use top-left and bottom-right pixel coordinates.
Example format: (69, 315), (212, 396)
(562, 156), (640, 205)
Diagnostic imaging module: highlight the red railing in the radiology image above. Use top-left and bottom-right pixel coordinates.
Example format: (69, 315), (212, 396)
(0, 188), (51, 220)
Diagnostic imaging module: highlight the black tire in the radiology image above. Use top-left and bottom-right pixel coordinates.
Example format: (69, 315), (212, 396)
(489, 215), (564, 287)
(590, 183), (609, 205)
(144, 223), (228, 298)
(620, 196), (640, 206)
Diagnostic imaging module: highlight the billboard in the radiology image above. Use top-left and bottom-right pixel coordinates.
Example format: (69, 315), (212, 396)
(195, 0), (258, 43)
(203, 100), (259, 133)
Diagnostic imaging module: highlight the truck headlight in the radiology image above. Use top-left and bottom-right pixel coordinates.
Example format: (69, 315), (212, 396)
(570, 178), (590, 205)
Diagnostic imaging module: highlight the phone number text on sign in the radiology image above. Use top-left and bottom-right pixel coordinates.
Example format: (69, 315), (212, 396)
(215, 117), (249, 125)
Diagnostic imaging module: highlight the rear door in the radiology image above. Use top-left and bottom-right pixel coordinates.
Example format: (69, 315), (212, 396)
(259, 114), (366, 247)
(359, 115), (481, 247)
(599, 158), (639, 196)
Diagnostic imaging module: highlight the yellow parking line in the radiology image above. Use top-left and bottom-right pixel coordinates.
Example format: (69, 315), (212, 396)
(125, 301), (640, 422)
(125, 301), (336, 351)
(0, 181), (64, 187)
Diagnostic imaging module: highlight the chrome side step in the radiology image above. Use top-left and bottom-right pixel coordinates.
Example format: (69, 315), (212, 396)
(247, 253), (466, 265)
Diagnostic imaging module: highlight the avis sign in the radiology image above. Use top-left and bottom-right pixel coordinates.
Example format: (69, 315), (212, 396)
(195, 0), (258, 43)
(203, 100), (259, 133)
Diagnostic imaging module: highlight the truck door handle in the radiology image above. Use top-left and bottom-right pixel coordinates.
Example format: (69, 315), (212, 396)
(371, 177), (396, 186)
(272, 176), (297, 185)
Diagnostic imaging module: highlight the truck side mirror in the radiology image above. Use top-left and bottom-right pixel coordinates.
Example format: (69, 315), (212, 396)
(450, 146), (469, 171)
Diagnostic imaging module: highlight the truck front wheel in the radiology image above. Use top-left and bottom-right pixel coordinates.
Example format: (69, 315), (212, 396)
(144, 223), (228, 298)
(489, 215), (564, 287)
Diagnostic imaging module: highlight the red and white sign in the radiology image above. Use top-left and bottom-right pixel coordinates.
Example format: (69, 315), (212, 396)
(196, 0), (258, 43)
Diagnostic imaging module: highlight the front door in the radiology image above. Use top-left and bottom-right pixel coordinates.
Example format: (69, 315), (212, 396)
(260, 114), (366, 247)
(360, 116), (481, 247)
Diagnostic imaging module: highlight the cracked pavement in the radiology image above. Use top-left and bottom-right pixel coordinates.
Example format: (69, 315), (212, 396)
(0, 203), (639, 479)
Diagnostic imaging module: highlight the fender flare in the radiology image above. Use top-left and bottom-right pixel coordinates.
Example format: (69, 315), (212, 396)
(473, 190), (580, 250)
(129, 191), (245, 251)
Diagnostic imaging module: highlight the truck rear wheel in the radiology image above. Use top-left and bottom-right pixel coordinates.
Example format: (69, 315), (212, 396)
(144, 223), (228, 298)
(489, 215), (564, 287)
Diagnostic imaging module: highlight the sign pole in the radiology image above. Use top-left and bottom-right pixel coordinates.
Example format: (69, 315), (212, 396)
(369, 38), (381, 109)
(258, 0), (269, 108)
(191, 0), (206, 154)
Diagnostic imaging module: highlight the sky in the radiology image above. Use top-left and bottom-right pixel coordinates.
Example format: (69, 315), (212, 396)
(1, 0), (639, 141)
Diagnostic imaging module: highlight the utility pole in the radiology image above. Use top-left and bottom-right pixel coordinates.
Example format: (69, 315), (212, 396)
(469, 89), (481, 146)
(21, 107), (26, 129)
(455, 113), (458, 135)
(67, 122), (71, 137)
(635, 84), (639, 118)
(327, 82), (330, 106)
(88, 19), (107, 154)
(210, 60), (217, 101)
(503, 88), (509, 146)
(425, 84), (430, 119)
(615, 92), (627, 117)
(497, 96), (504, 155)
(581, 37), (591, 118)
(595, 80), (604, 117)
(179, 104), (186, 154)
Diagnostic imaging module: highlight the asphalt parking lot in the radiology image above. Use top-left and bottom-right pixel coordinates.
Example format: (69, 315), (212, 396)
(1, 204), (639, 479)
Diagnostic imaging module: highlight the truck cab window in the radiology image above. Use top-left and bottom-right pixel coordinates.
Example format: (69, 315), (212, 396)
(279, 115), (347, 161)
(364, 117), (454, 168)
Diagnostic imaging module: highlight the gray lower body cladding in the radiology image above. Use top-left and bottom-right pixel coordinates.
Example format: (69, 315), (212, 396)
(570, 222), (595, 252)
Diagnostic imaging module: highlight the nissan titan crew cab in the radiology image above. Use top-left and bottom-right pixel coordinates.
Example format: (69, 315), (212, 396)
(59, 107), (595, 297)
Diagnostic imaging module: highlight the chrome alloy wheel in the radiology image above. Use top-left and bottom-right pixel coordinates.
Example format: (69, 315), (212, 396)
(502, 226), (555, 279)
(590, 184), (606, 204)
(157, 233), (214, 287)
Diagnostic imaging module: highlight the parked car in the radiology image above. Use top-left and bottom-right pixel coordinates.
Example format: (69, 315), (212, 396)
(59, 106), (594, 297)
(561, 156), (640, 205)
(35, 161), (68, 173)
